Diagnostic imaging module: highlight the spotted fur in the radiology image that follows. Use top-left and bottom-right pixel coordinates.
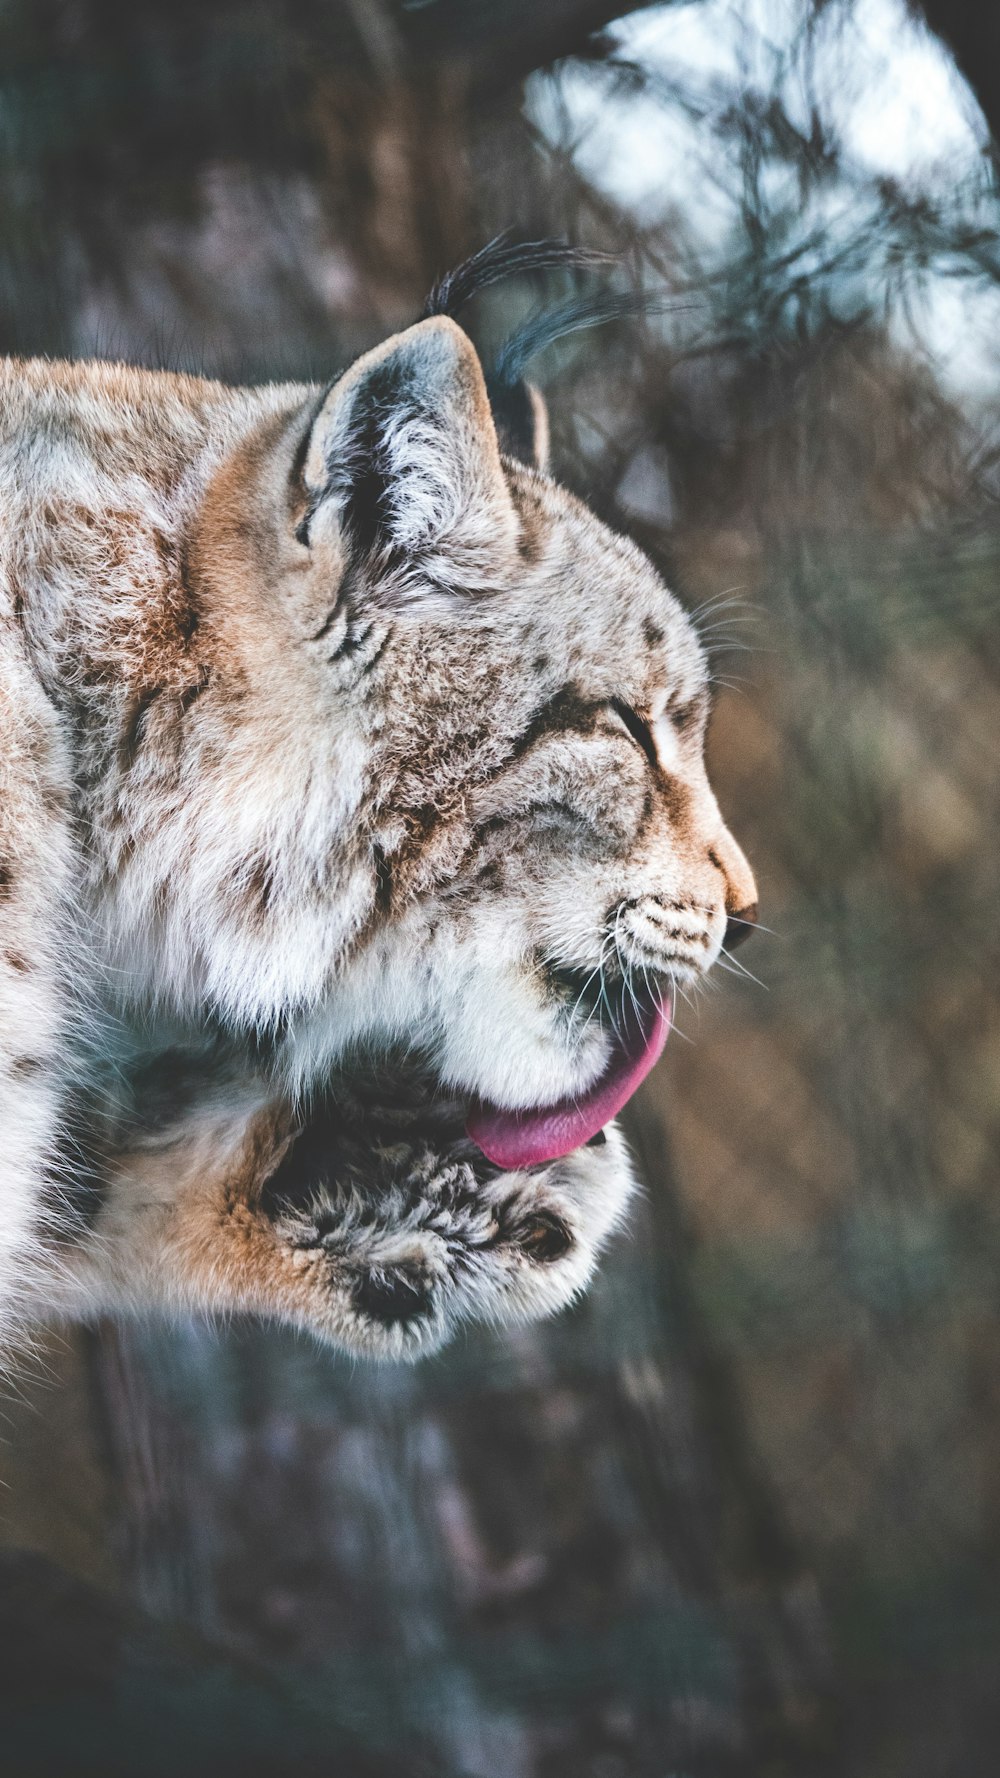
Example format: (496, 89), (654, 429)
(0, 306), (756, 1358)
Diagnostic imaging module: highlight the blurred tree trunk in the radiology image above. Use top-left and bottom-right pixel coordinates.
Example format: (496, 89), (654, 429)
(74, 1100), (837, 1778)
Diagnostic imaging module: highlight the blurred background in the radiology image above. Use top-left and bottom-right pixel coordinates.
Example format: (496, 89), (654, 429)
(1, 1), (999, 1773)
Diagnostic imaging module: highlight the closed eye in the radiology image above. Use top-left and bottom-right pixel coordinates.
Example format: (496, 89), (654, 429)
(608, 699), (658, 772)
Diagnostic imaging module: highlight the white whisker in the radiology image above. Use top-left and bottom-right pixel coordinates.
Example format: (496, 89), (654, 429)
(718, 947), (768, 990)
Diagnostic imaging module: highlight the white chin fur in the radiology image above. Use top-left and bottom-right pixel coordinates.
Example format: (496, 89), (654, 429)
(287, 919), (610, 1112)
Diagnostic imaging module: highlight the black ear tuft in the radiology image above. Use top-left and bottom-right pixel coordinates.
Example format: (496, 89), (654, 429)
(487, 289), (658, 468)
(422, 234), (607, 322)
(491, 288), (659, 387)
(423, 239), (681, 475)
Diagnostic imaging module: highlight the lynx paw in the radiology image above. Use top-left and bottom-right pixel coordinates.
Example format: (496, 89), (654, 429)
(259, 1100), (635, 1359)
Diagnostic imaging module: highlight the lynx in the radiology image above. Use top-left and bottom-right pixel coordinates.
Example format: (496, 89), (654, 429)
(0, 243), (756, 1359)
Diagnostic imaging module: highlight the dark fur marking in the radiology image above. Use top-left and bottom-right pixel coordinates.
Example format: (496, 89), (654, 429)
(42, 1085), (112, 1234)
(125, 1047), (226, 1136)
(509, 1210), (572, 1263)
(310, 566), (362, 653)
(371, 843), (394, 918)
(288, 409), (314, 504)
(330, 620), (373, 662)
(370, 799), (456, 903)
(120, 686), (163, 769)
(643, 619), (665, 647)
(174, 534), (201, 647)
(309, 600), (344, 644)
(355, 1266), (432, 1326)
(288, 393), (327, 542)
(11, 1056), (44, 1077)
(408, 801), (443, 841)
(258, 1094), (413, 1232)
(670, 690), (709, 735)
(470, 799), (596, 847)
(243, 855), (276, 921)
(504, 686), (602, 769)
(331, 362), (416, 558)
(0, 861), (13, 898)
(356, 627), (392, 678)
(258, 1118), (334, 1221)
(533, 799), (603, 837)
(4, 951), (30, 973)
(120, 669), (207, 772)
(658, 774), (693, 826)
(179, 665), (211, 713)
(508, 478), (547, 563)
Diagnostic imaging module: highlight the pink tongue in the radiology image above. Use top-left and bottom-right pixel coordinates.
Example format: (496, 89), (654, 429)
(466, 987), (671, 1170)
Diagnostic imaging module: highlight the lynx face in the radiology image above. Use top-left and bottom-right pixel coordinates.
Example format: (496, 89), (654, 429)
(157, 317), (757, 1165)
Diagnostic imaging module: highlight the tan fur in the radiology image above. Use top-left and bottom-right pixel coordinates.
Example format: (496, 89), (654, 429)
(0, 317), (755, 1358)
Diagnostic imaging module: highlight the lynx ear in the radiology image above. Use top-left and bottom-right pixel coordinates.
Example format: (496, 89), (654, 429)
(301, 316), (519, 592)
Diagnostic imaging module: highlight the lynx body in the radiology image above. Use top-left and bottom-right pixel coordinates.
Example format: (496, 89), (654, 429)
(0, 301), (755, 1357)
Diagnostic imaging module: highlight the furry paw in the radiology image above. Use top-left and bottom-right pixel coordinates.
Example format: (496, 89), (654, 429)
(258, 1075), (636, 1359)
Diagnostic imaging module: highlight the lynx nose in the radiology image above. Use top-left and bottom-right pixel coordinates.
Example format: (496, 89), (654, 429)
(724, 903), (758, 951)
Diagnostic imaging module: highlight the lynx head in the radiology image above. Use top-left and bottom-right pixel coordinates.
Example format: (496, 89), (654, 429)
(135, 247), (756, 1175)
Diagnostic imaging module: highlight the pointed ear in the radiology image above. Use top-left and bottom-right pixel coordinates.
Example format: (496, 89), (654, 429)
(485, 377), (550, 473)
(301, 316), (519, 592)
